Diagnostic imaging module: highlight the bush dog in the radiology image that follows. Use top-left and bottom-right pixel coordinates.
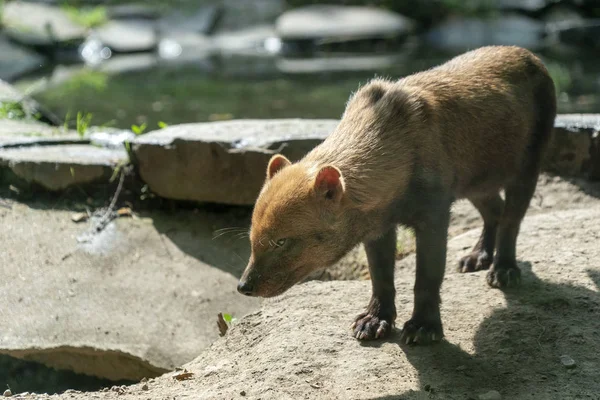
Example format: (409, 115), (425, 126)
(238, 46), (556, 343)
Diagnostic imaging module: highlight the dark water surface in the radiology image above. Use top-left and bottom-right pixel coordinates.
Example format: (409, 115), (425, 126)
(14, 46), (600, 131)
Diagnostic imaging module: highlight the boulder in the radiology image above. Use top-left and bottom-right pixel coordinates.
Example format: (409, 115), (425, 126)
(131, 119), (339, 205)
(1, 1), (87, 47)
(552, 20), (600, 50)
(93, 20), (158, 53)
(425, 15), (544, 51)
(276, 5), (414, 41)
(0, 202), (259, 381)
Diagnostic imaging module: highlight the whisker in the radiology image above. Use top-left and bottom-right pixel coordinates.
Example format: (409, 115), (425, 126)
(232, 250), (246, 264)
(212, 226), (248, 240)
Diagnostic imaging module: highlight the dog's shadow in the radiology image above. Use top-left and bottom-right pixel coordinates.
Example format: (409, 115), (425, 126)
(363, 262), (600, 399)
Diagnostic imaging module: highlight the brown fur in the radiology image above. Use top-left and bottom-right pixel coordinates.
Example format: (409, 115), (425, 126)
(238, 46), (556, 343)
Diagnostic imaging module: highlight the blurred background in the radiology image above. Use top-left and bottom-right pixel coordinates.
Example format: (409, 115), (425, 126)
(1, 0), (600, 131)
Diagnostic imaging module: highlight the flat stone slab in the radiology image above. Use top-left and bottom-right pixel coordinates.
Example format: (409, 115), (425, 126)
(94, 20), (158, 53)
(0, 120), (82, 148)
(131, 115), (599, 206)
(1, 1), (87, 46)
(0, 144), (127, 190)
(0, 202), (259, 381)
(544, 114), (600, 179)
(132, 119), (339, 205)
(276, 5), (414, 40)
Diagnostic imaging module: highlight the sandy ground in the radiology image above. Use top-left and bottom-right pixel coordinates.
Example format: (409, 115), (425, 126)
(5, 176), (597, 399)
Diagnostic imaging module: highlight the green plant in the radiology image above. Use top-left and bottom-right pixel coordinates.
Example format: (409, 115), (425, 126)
(222, 313), (237, 324)
(131, 123), (147, 135)
(157, 121), (168, 129)
(63, 70), (108, 93)
(0, 101), (27, 120)
(76, 111), (93, 137)
(109, 160), (129, 183)
(62, 5), (108, 29)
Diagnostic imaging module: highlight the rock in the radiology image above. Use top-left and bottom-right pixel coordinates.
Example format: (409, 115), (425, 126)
(0, 201), (259, 380)
(141, 384), (149, 391)
(2, 389), (11, 397)
(497, 0), (548, 13)
(107, 3), (161, 21)
(40, 206), (600, 399)
(158, 33), (213, 62)
(213, 25), (277, 54)
(276, 5), (414, 41)
(158, 4), (223, 35)
(544, 114), (600, 180)
(0, 36), (46, 81)
(478, 390), (502, 400)
(0, 119), (82, 149)
(1, 1), (87, 47)
(130, 115), (599, 207)
(560, 355), (576, 369)
(213, 0), (284, 33)
(89, 128), (136, 150)
(276, 53), (407, 74)
(131, 119), (338, 205)
(425, 15), (544, 51)
(542, 5), (585, 25)
(93, 20), (158, 53)
(0, 144), (127, 190)
(552, 20), (600, 50)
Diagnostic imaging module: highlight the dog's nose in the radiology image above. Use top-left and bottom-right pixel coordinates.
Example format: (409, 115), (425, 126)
(237, 280), (254, 296)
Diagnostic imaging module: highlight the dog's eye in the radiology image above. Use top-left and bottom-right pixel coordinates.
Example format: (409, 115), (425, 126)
(275, 238), (287, 247)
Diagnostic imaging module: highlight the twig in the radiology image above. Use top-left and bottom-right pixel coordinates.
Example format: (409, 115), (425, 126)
(92, 167), (126, 233)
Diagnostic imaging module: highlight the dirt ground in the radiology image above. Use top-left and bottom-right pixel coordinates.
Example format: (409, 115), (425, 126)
(10, 176), (598, 400)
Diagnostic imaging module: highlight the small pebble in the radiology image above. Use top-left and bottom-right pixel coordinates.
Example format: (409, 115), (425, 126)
(560, 355), (576, 369)
(478, 390), (502, 400)
(3, 389), (11, 397)
(240, 390), (246, 396)
(141, 384), (149, 391)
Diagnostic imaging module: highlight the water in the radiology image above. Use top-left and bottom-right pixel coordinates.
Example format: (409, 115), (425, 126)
(14, 45), (600, 132)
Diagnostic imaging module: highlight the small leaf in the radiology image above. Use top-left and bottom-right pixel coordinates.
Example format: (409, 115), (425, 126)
(70, 167), (75, 177)
(158, 121), (168, 129)
(223, 313), (233, 323)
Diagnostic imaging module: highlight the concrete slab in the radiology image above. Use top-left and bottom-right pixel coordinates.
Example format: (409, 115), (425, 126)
(0, 144), (127, 190)
(132, 119), (339, 205)
(545, 114), (600, 179)
(0, 202), (259, 381)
